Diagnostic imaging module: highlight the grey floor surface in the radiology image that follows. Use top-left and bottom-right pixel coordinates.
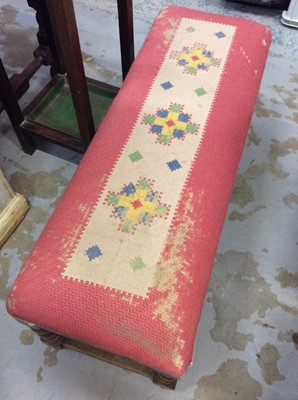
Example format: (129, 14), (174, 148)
(0, 1), (297, 399)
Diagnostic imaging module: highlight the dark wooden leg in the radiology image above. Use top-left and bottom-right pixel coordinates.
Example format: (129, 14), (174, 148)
(46, 0), (95, 150)
(27, 0), (65, 76)
(153, 371), (177, 389)
(117, 0), (135, 80)
(0, 59), (36, 154)
(31, 326), (65, 348)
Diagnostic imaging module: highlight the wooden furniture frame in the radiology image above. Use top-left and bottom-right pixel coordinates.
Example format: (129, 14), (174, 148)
(31, 325), (178, 389)
(0, 169), (29, 247)
(0, 0), (134, 154)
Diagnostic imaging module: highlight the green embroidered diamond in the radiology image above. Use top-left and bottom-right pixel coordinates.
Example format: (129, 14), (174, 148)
(187, 66), (197, 74)
(122, 220), (135, 233)
(155, 204), (169, 216)
(138, 178), (151, 190)
(195, 87), (207, 97)
(211, 58), (221, 66)
(159, 134), (171, 144)
(186, 123), (198, 133)
(130, 256), (146, 272)
(129, 151), (143, 162)
(107, 193), (119, 205)
(144, 115), (156, 124)
(186, 26), (195, 33)
(169, 104), (182, 113)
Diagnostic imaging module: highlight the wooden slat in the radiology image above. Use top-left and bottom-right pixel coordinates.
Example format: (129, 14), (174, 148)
(0, 191), (29, 248)
(0, 171), (29, 247)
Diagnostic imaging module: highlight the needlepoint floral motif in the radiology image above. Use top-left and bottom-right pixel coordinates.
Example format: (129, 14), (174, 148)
(171, 43), (221, 75)
(143, 104), (199, 145)
(105, 178), (170, 233)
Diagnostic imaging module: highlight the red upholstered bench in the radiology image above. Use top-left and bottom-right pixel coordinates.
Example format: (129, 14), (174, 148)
(6, 6), (271, 389)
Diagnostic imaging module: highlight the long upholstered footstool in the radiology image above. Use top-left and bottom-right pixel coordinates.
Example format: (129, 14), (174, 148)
(6, 6), (271, 389)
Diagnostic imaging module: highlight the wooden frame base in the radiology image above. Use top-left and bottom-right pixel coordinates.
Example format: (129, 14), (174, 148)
(31, 326), (177, 389)
(0, 194), (29, 247)
(0, 170), (29, 248)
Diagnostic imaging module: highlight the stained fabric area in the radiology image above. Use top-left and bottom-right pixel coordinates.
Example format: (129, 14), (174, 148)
(0, 1), (297, 399)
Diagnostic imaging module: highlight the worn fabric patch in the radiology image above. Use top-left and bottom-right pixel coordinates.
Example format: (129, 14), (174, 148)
(63, 18), (236, 296)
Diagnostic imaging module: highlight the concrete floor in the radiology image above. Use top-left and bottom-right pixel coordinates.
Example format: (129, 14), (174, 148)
(0, 1), (298, 399)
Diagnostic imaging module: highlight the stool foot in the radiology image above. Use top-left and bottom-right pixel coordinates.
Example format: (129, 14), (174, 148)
(293, 332), (298, 346)
(153, 372), (177, 389)
(31, 326), (65, 348)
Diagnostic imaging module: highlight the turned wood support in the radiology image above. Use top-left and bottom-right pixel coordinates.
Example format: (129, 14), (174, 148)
(27, 0), (65, 75)
(31, 326), (65, 348)
(30, 325), (178, 389)
(0, 1), (63, 116)
(153, 372), (177, 389)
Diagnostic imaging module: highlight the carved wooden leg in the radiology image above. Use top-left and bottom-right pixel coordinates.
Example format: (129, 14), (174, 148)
(31, 326), (65, 348)
(0, 59), (36, 154)
(31, 326), (178, 388)
(117, 0), (135, 81)
(27, 0), (65, 75)
(153, 371), (177, 389)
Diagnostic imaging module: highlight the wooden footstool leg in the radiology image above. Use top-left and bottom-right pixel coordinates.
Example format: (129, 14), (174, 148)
(31, 326), (65, 348)
(153, 372), (177, 389)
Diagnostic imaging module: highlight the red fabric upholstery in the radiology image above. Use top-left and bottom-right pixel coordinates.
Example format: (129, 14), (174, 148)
(7, 7), (271, 379)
